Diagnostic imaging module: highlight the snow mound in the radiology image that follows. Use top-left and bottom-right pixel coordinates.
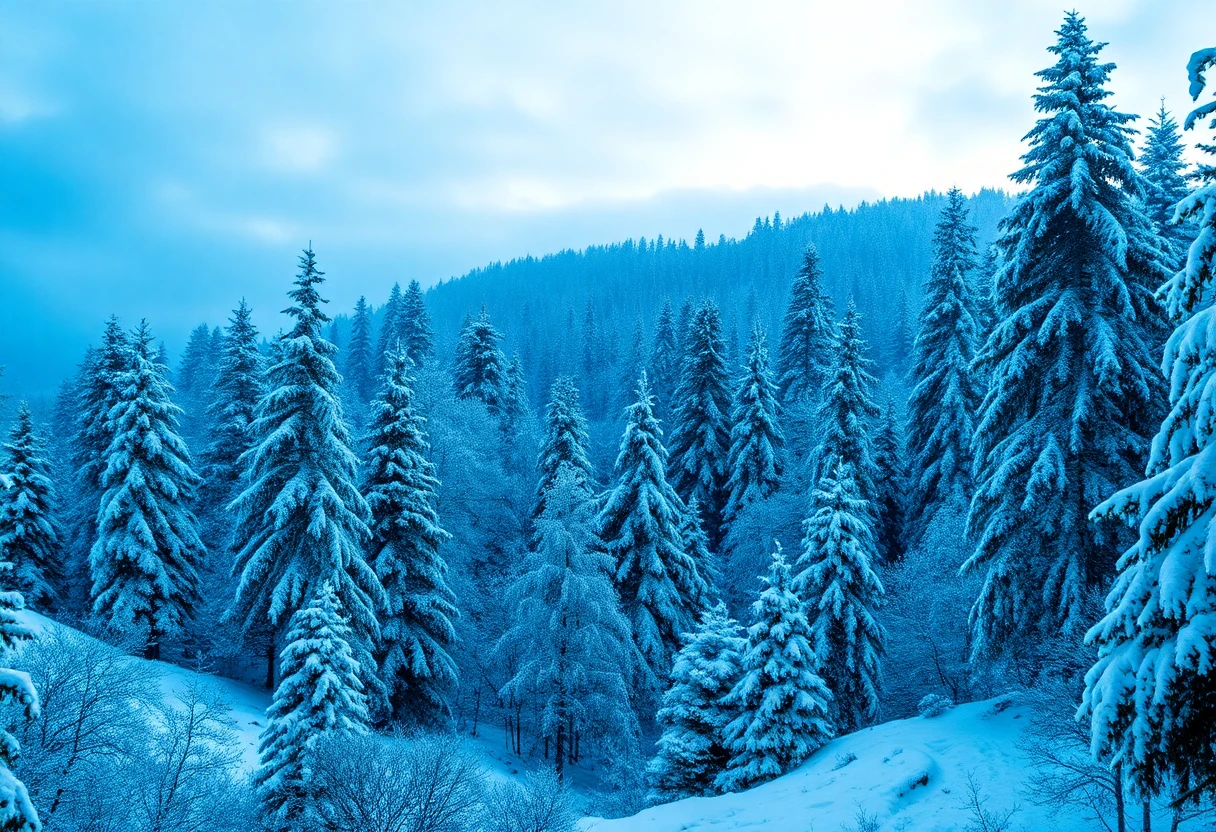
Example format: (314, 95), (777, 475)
(583, 698), (1084, 832)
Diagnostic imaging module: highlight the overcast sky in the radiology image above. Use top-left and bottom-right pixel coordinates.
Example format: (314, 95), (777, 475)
(1, 0), (1213, 394)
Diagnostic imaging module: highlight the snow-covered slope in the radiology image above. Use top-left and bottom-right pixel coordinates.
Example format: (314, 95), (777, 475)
(584, 698), (1091, 832)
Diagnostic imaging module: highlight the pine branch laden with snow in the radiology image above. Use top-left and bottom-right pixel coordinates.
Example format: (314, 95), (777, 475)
(814, 301), (881, 513)
(906, 187), (982, 541)
(776, 244), (835, 410)
(1084, 43), (1216, 801)
(723, 323), (785, 529)
(452, 307), (510, 417)
(256, 581), (369, 831)
(89, 321), (205, 658)
(716, 544), (833, 793)
(598, 373), (709, 690)
(668, 300), (732, 547)
(498, 464), (638, 778)
(964, 12), (1169, 659)
(363, 346), (458, 728)
(230, 248), (382, 678)
(0, 403), (64, 610)
(794, 464), (885, 734)
(648, 602), (745, 800)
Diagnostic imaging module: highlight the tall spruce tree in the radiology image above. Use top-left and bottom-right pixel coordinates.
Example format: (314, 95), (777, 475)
(668, 300), (732, 547)
(231, 248), (381, 688)
(716, 544), (833, 793)
(1141, 100), (1194, 269)
(344, 295), (376, 409)
(1083, 43), (1216, 803)
(256, 581), (368, 831)
(647, 602), (745, 800)
(499, 465), (637, 780)
(906, 187), (982, 537)
(885, 291), (915, 380)
(90, 321), (205, 659)
(363, 346), (457, 727)
(618, 317), (647, 415)
(399, 279), (434, 367)
(724, 322), (784, 528)
(678, 497), (719, 597)
(598, 374), (708, 688)
(0, 403), (63, 610)
(793, 465), (885, 733)
(453, 308), (509, 417)
(649, 300), (681, 426)
(815, 301), (881, 512)
(964, 13), (1169, 657)
(532, 377), (595, 527)
(871, 397), (907, 566)
(375, 283), (404, 375)
(776, 244), (834, 409)
(0, 578), (38, 832)
(175, 323), (221, 450)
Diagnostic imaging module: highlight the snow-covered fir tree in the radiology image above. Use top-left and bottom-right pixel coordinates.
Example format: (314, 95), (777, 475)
(375, 282), (404, 375)
(399, 279), (434, 367)
(647, 602), (745, 800)
(199, 299), (265, 529)
(618, 317), (647, 415)
(256, 581), (368, 831)
(453, 307), (509, 417)
(668, 300), (732, 547)
(499, 464), (638, 779)
(231, 247), (381, 688)
(885, 290), (914, 380)
(648, 300), (681, 426)
(906, 187), (981, 539)
(964, 12), (1169, 657)
(90, 321), (204, 659)
(362, 346), (457, 728)
(793, 464), (885, 733)
(1141, 100), (1194, 269)
(872, 397), (907, 566)
(678, 497), (719, 598)
(175, 322), (222, 451)
(0, 577), (38, 832)
(532, 376), (595, 527)
(598, 373), (708, 689)
(815, 301), (881, 513)
(1083, 43), (1216, 803)
(716, 544), (833, 793)
(723, 322), (784, 528)
(0, 403), (63, 610)
(343, 295), (376, 409)
(776, 244), (834, 410)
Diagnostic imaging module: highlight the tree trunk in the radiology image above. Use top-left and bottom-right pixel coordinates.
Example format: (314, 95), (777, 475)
(1142, 796), (1151, 832)
(1114, 765), (1126, 832)
(555, 723), (565, 781)
(265, 640), (276, 690)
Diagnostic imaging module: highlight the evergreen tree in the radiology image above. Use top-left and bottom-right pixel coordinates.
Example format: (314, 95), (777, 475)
(375, 282), (404, 375)
(649, 300), (681, 426)
(499, 465), (637, 780)
(716, 544), (833, 793)
(598, 374), (708, 688)
(678, 496), (719, 597)
(175, 322), (221, 449)
(0, 403), (63, 610)
(668, 300), (732, 547)
(965, 13), (1169, 656)
(885, 290), (914, 379)
(793, 465), (885, 733)
(871, 397), (907, 566)
(723, 322), (784, 528)
(0, 579), (38, 832)
(231, 248), (381, 688)
(256, 581), (368, 831)
(1083, 44), (1216, 802)
(363, 346), (457, 728)
(776, 244), (835, 409)
(344, 295), (376, 408)
(399, 279), (434, 367)
(815, 301), (881, 512)
(906, 187), (982, 537)
(90, 321), (204, 659)
(647, 602), (745, 800)
(618, 317), (647, 415)
(452, 307), (509, 416)
(532, 377), (595, 526)
(1141, 100), (1193, 268)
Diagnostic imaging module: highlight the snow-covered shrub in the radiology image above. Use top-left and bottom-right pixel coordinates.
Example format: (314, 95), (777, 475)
(482, 767), (578, 832)
(917, 694), (954, 718)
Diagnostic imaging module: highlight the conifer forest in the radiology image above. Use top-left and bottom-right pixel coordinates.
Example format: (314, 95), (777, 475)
(0, 5), (1215, 831)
